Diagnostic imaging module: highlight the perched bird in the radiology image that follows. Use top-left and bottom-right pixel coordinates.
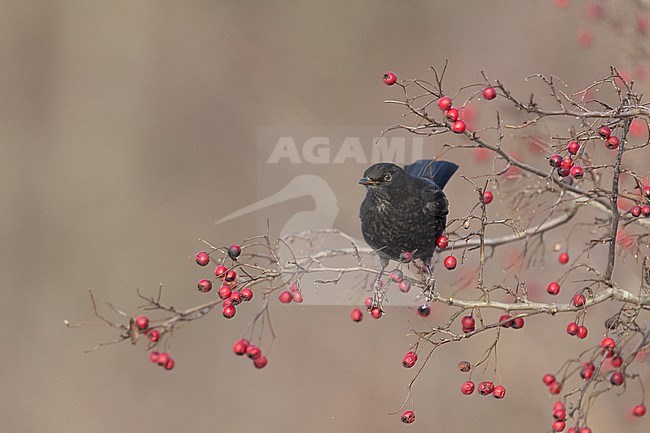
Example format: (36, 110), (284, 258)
(358, 159), (458, 275)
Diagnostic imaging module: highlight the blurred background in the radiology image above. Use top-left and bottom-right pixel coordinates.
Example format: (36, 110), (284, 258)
(2, 1), (648, 431)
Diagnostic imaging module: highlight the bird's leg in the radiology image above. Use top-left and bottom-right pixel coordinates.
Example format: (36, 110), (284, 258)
(422, 260), (436, 303)
(372, 258), (389, 309)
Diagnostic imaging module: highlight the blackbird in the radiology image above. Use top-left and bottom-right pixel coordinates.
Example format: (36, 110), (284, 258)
(358, 159), (458, 275)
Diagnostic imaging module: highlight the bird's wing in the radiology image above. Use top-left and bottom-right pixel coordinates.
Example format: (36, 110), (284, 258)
(415, 178), (449, 218)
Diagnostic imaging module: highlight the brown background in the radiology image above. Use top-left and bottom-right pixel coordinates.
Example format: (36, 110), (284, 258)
(2, 1), (648, 432)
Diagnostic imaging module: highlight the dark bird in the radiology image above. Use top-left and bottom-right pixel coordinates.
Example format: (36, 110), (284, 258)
(358, 159), (458, 277)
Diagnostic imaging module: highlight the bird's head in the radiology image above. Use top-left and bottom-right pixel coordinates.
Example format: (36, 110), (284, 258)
(358, 163), (406, 192)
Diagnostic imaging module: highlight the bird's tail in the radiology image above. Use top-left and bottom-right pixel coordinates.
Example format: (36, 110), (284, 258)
(404, 160), (459, 189)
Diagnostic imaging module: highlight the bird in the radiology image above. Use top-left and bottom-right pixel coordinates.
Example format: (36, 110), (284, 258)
(358, 159), (458, 279)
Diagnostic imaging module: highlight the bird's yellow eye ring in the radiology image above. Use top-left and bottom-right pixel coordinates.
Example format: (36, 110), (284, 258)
(383, 173), (392, 182)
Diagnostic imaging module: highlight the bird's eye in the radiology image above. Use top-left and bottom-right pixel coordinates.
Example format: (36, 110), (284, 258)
(383, 173), (392, 182)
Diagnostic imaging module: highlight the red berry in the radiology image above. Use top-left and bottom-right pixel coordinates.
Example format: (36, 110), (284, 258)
(482, 86), (497, 100)
(157, 352), (170, 366)
(246, 345), (262, 360)
(458, 361), (471, 372)
(451, 120), (467, 134)
(350, 307), (363, 322)
(383, 71), (397, 86)
(610, 355), (623, 367)
(197, 279), (213, 293)
(400, 251), (413, 263)
(227, 244), (242, 260)
(598, 125), (611, 138)
(630, 205), (642, 217)
(549, 381), (562, 394)
(370, 306), (383, 319)
(292, 291), (304, 303)
(543, 374), (556, 386)
(557, 167), (571, 177)
(195, 251), (210, 266)
(567, 141), (580, 155)
(553, 401), (565, 411)
(478, 381), (495, 396)
(444, 255), (457, 270)
(400, 410), (415, 424)
(580, 362), (595, 379)
(482, 191), (494, 204)
(498, 314), (513, 327)
(278, 290), (293, 304)
(229, 291), (243, 306)
(149, 351), (159, 363)
(570, 165), (584, 179)
(364, 297), (373, 308)
(560, 157), (574, 170)
(549, 154), (563, 168)
(573, 293), (586, 307)
(493, 385), (506, 399)
(135, 315), (149, 330)
(566, 322), (579, 335)
(547, 281), (560, 295)
(578, 428), (592, 433)
(559, 252), (569, 265)
(461, 315), (476, 333)
(576, 325), (588, 339)
(610, 371), (624, 385)
(214, 265), (228, 278)
(438, 96), (452, 111)
(417, 305), (431, 317)
(398, 279), (411, 293)
(233, 338), (249, 355)
(436, 235), (449, 249)
(445, 107), (460, 122)
(253, 355), (268, 369)
(511, 317), (525, 329)
(147, 329), (160, 342)
(240, 287), (253, 301)
(222, 305), (236, 318)
(553, 420), (566, 432)
(553, 409), (566, 421)
(461, 380), (475, 395)
(218, 285), (232, 300)
(164, 357), (175, 370)
(601, 337), (616, 351)
(402, 351), (418, 368)
(224, 269), (237, 282)
(606, 136), (620, 149)
(633, 404), (646, 417)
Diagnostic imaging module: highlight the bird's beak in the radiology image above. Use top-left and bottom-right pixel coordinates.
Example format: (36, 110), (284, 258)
(358, 177), (379, 186)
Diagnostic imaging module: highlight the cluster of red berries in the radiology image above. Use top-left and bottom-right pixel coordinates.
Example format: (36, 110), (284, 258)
(497, 313), (525, 329)
(629, 185), (650, 218)
(548, 142), (584, 180)
(134, 315), (160, 342)
(195, 245), (255, 319)
(362, 296), (383, 320)
(437, 96), (467, 134)
(543, 373), (563, 395)
(149, 351), (175, 370)
(566, 321), (588, 339)
(389, 268), (412, 293)
(460, 380), (506, 399)
(597, 125), (620, 150)
(278, 281), (304, 304)
(434, 235), (458, 270)
(232, 338), (268, 369)
(550, 400), (568, 432)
